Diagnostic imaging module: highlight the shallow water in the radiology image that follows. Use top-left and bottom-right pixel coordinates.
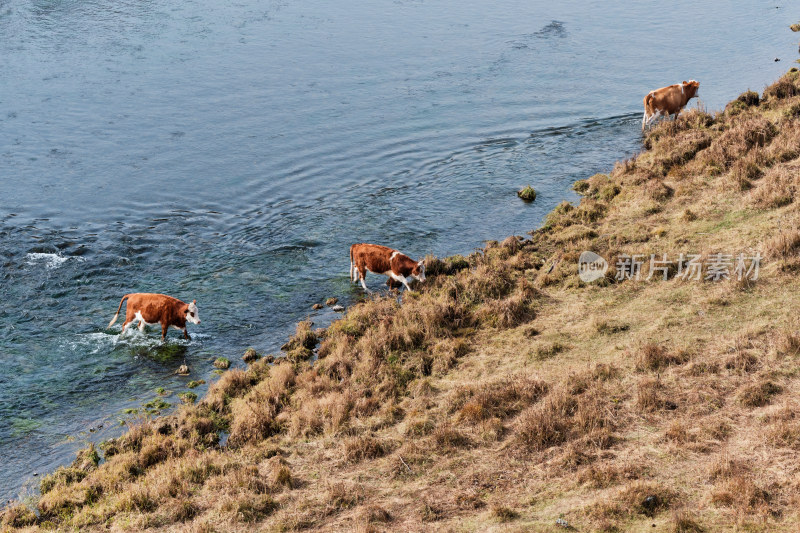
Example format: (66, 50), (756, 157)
(0, 0), (795, 500)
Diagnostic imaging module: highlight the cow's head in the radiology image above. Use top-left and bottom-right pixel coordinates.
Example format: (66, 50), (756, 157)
(185, 299), (201, 325)
(411, 260), (426, 283)
(682, 80), (699, 99)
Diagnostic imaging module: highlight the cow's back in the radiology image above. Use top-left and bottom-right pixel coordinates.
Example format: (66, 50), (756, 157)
(352, 243), (394, 273)
(649, 84), (686, 114)
(128, 293), (183, 324)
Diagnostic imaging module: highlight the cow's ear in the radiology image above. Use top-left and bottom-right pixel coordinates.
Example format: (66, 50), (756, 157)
(682, 80), (688, 85)
(192, 300), (196, 304)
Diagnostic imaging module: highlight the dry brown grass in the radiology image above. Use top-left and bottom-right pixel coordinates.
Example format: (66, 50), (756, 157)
(635, 342), (690, 371)
(490, 504), (519, 522)
(586, 480), (677, 523)
(764, 71), (800, 101)
(737, 379), (782, 407)
(751, 163), (798, 208)
(0, 504), (37, 529)
(451, 374), (548, 423)
(711, 475), (771, 513)
(202, 368), (253, 414)
(343, 434), (389, 462)
(432, 424), (472, 450)
(515, 385), (614, 452)
(12, 68), (800, 533)
(765, 228), (800, 259)
(636, 377), (665, 412)
(228, 363), (295, 447)
(670, 510), (705, 533)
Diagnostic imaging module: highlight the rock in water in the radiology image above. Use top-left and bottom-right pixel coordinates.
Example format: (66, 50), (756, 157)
(332, 305), (345, 312)
(517, 185), (537, 202)
(176, 364), (189, 375)
(243, 348), (260, 363)
(325, 297), (338, 306)
(311, 303), (323, 310)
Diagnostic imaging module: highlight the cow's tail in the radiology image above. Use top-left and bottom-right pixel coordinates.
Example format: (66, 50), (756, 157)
(107, 294), (129, 329)
(642, 92), (655, 130)
(349, 245), (355, 282)
(645, 92), (656, 116)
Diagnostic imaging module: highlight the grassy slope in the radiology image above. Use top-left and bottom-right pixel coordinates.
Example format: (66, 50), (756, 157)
(6, 72), (800, 532)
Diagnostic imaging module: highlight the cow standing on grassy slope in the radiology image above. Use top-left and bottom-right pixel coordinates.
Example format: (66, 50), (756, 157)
(107, 293), (201, 340)
(642, 80), (700, 130)
(350, 243), (426, 293)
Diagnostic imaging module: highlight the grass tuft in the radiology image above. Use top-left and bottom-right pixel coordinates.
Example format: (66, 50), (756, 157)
(517, 185), (537, 201)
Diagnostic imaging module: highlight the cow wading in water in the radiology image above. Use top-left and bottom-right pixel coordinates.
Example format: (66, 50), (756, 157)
(350, 243), (426, 293)
(642, 80), (700, 130)
(107, 293), (201, 340)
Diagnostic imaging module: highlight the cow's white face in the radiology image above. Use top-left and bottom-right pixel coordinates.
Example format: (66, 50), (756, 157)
(412, 261), (426, 283)
(186, 300), (201, 325)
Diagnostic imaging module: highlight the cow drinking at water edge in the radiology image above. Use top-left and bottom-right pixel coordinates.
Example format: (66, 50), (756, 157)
(107, 293), (201, 340)
(642, 80), (700, 130)
(350, 243), (426, 293)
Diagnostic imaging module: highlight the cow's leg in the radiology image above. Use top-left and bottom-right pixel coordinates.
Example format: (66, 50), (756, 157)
(360, 278), (372, 293)
(358, 268), (372, 293)
(649, 111), (662, 127)
(183, 327), (191, 341)
(120, 309), (136, 335)
(161, 322), (169, 341)
(391, 272), (413, 292)
(133, 311), (145, 332)
(642, 110), (648, 131)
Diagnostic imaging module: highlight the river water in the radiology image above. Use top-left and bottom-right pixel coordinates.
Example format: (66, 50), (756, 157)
(0, 0), (794, 501)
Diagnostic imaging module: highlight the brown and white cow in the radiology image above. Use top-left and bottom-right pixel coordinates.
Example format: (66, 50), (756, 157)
(107, 293), (201, 340)
(642, 80), (700, 130)
(350, 243), (426, 293)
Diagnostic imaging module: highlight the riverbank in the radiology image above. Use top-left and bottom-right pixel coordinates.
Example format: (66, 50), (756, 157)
(6, 69), (800, 531)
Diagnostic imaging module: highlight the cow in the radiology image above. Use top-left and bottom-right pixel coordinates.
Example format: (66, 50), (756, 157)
(642, 80), (700, 130)
(349, 243), (426, 293)
(107, 293), (201, 340)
